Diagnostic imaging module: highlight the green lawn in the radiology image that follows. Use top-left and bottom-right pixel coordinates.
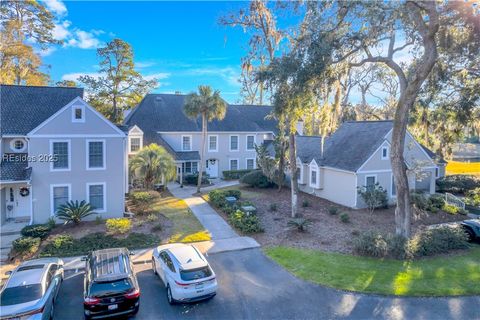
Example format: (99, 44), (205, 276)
(265, 246), (480, 296)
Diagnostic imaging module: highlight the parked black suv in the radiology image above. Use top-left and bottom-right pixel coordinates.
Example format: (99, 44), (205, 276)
(83, 248), (140, 319)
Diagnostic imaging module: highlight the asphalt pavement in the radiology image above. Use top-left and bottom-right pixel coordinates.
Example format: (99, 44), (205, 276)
(54, 248), (480, 320)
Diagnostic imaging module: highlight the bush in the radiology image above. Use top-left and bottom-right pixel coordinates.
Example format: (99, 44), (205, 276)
(146, 214), (158, 222)
(465, 187), (480, 207)
(228, 210), (263, 233)
(328, 206), (340, 215)
(21, 224), (51, 239)
(151, 223), (162, 232)
(301, 199), (310, 207)
(340, 213), (350, 223)
(406, 226), (469, 258)
(183, 173), (209, 185)
(442, 204), (459, 215)
(357, 183), (388, 214)
(12, 237), (40, 256)
(130, 191), (155, 214)
(240, 170), (274, 188)
(428, 194), (446, 211)
(287, 218), (312, 232)
(95, 216), (103, 225)
(46, 217), (56, 229)
(208, 190), (227, 208)
(55, 200), (96, 224)
(354, 232), (390, 258)
(269, 203), (278, 212)
(436, 175), (480, 194)
(50, 234), (74, 249)
(223, 169), (254, 180)
(106, 218), (132, 234)
(411, 192), (429, 212)
(224, 189), (241, 199)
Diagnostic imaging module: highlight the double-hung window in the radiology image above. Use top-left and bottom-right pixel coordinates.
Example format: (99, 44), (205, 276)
(310, 169), (317, 188)
(208, 135), (218, 152)
(182, 136), (192, 151)
(51, 141), (70, 170)
(130, 138), (141, 153)
(87, 183), (105, 212)
(246, 158), (255, 170)
(366, 175), (376, 191)
(51, 185), (70, 215)
(230, 159), (239, 171)
(246, 135), (255, 151)
(381, 147), (389, 160)
(87, 140), (105, 169)
(229, 135), (239, 151)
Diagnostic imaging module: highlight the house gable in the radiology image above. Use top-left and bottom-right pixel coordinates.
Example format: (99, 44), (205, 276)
(28, 98), (125, 137)
(357, 140), (392, 172)
(384, 130), (436, 168)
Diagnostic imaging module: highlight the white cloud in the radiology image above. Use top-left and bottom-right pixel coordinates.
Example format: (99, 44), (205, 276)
(187, 67), (240, 87)
(37, 47), (57, 57)
(62, 72), (102, 82)
(43, 0), (67, 15)
(66, 30), (102, 49)
(144, 73), (170, 81)
(136, 61), (156, 69)
(53, 20), (71, 41)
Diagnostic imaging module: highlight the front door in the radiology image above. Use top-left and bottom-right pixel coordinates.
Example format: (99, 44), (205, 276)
(5, 186), (30, 218)
(206, 159), (219, 178)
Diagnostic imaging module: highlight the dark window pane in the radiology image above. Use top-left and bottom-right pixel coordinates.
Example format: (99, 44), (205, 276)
(89, 142), (104, 168)
(180, 267), (212, 281)
(89, 279), (132, 298)
(89, 185), (104, 210)
(53, 142), (68, 169)
(0, 284), (43, 305)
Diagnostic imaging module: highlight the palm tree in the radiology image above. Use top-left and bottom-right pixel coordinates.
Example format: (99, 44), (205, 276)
(183, 85), (227, 193)
(129, 144), (176, 189)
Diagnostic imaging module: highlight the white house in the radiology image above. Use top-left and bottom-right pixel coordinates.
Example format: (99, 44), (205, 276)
(0, 85), (127, 225)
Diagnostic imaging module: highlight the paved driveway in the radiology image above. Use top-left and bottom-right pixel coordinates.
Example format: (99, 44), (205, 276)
(54, 249), (479, 320)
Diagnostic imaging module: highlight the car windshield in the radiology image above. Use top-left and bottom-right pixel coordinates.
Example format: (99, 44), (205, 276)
(0, 284), (43, 306)
(180, 266), (212, 281)
(90, 278), (133, 297)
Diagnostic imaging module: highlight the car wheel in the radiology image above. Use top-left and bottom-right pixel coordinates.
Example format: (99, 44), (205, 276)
(166, 285), (175, 305)
(463, 227), (475, 242)
(152, 259), (157, 275)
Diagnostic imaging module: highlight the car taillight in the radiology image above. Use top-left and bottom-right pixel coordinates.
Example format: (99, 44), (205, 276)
(21, 306), (45, 316)
(124, 288), (140, 299)
(175, 280), (190, 286)
(84, 297), (100, 305)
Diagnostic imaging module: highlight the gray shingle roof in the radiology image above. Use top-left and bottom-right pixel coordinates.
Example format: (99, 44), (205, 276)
(1, 154), (31, 181)
(124, 93), (276, 135)
(0, 84), (84, 135)
(296, 121), (394, 172)
(156, 134), (200, 161)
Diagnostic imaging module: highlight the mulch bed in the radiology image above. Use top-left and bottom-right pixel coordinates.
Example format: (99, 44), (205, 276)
(228, 185), (467, 254)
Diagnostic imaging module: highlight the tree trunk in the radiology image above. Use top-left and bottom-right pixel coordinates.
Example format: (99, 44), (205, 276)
(112, 97), (118, 124)
(277, 144), (285, 191)
(197, 113), (207, 193)
(288, 133), (299, 218)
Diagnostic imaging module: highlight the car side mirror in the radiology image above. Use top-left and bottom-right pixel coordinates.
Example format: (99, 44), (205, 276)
(129, 252), (135, 256)
(4, 271), (12, 276)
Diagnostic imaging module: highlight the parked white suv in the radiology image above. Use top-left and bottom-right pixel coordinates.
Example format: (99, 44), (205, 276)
(151, 243), (217, 304)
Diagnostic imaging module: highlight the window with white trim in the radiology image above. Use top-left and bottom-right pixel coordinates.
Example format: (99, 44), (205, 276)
(72, 105), (85, 122)
(230, 159), (238, 170)
(208, 135), (218, 152)
(230, 135), (239, 151)
(310, 168), (318, 188)
(130, 137), (141, 152)
(182, 136), (192, 151)
(246, 158), (255, 170)
(52, 141), (69, 170)
(183, 162), (198, 174)
(366, 175), (376, 191)
(88, 141), (105, 169)
(435, 167), (439, 178)
(297, 165), (304, 184)
(246, 135), (255, 150)
(88, 184), (105, 211)
(52, 185), (69, 214)
(381, 147), (389, 160)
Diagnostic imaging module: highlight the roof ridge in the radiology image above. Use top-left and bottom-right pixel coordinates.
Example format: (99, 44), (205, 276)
(345, 120), (393, 123)
(0, 84), (84, 90)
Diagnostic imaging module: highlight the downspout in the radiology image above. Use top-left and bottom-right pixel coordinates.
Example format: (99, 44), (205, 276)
(26, 137), (33, 225)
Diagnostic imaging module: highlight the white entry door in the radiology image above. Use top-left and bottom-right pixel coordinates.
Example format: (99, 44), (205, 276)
(6, 186), (30, 218)
(206, 159), (219, 178)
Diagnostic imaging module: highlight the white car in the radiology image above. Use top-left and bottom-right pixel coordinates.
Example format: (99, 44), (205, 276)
(151, 243), (217, 304)
(0, 258), (64, 320)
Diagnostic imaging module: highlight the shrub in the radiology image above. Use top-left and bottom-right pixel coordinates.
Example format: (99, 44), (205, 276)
(56, 200), (96, 224)
(436, 175), (480, 194)
(287, 218), (312, 232)
(21, 224), (51, 239)
(269, 203), (278, 212)
(130, 191), (155, 214)
(228, 210), (263, 233)
(12, 237), (40, 256)
(183, 173), (209, 185)
(146, 214), (158, 222)
(208, 190), (228, 208)
(340, 213), (350, 223)
(301, 199), (310, 208)
(465, 187), (480, 207)
(357, 183), (388, 214)
(406, 226), (469, 258)
(50, 234), (74, 249)
(354, 232), (389, 258)
(240, 170), (274, 188)
(328, 206), (340, 215)
(222, 169), (254, 180)
(95, 216), (103, 225)
(411, 192), (429, 212)
(224, 189), (241, 199)
(428, 194), (445, 211)
(106, 218), (132, 234)
(442, 204), (459, 215)
(151, 223), (162, 232)
(46, 217), (56, 229)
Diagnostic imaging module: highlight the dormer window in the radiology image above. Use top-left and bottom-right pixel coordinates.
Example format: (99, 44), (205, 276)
(72, 105), (85, 122)
(381, 146), (389, 160)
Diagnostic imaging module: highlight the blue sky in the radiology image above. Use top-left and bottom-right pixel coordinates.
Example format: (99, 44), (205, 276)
(41, 1), (260, 103)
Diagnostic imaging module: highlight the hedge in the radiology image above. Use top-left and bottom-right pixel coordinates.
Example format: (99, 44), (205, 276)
(222, 169), (254, 180)
(436, 175), (480, 194)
